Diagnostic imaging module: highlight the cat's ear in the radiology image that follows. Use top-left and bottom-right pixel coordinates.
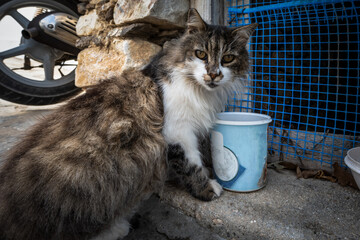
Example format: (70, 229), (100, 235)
(187, 8), (207, 33)
(231, 23), (258, 43)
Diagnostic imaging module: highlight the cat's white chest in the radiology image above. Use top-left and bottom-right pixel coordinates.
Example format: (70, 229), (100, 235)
(159, 73), (235, 166)
(161, 79), (218, 143)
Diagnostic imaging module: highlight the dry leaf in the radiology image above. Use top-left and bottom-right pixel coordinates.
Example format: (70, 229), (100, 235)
(296, 166), (302, 179)
(268, 161), (358, 190)
(314, 170), (337, 183)
(268, 162), (285, 172)
(279, 161), (298, 170)
(301, 170), (319, 179)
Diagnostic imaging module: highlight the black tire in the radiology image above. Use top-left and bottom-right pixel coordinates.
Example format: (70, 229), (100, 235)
(0, 0), (81, 105)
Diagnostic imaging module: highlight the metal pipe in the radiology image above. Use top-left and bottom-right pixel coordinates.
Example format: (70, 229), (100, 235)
(21, 27), (39, 39)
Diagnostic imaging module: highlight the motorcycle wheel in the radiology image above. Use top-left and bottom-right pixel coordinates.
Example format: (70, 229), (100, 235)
(0, 0), (80, 105)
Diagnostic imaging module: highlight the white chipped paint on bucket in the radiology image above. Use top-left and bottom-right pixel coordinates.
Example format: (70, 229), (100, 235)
(344, 147), (360, 189)
(211, 112), (272, 192)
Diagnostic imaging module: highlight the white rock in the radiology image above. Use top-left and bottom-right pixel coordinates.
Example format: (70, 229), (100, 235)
(75, 39), (161, 87)
(76, 10), (106, 36)
(113, 0), (189, 29)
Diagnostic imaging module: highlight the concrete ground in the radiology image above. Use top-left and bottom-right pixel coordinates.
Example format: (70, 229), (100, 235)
(1, 99), (360, 240)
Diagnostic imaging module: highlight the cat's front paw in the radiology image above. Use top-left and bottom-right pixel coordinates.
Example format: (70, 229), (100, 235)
(195, 179), (223, 201)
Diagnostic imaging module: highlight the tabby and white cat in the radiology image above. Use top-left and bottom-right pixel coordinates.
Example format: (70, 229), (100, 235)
(144, 9), (257, 201)
(0, 8), (256, 240)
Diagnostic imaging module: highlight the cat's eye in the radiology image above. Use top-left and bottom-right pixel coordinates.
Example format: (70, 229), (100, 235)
(222, 55), (235, 63)
(195, 50), (207, 60)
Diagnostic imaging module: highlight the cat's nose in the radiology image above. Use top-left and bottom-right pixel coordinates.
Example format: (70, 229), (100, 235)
(209, 71), (222, 80)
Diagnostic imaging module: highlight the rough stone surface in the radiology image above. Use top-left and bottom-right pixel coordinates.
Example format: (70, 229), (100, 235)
(75, 39), (161, 87)
(75, 35), (102, 49)
(107, 23), (182, 46)
(0, 102), (56, 158)
(161, 170), (360, 240)
(96, 0), (117, 21)
(108, 23), (160, 38)
(125, 196), (225, 240)
(77, 2), (87, 15)
(113, 0), (189, 29)
(75, 0), (186, 51)
(76, 10), (107, 36)
(90, 0), (105, 4)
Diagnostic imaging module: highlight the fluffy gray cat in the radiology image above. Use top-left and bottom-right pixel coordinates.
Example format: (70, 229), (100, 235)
(0, 71), (166, 240)
(0, 8), (256, 240)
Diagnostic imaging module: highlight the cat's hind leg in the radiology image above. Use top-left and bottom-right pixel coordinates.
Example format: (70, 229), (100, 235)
(91, 217), (130, 240)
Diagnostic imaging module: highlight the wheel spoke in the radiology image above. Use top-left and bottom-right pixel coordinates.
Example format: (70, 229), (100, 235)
(0, 44), (30, 60)
(8, 9), (30, 29)
(43, 53), (55, 81)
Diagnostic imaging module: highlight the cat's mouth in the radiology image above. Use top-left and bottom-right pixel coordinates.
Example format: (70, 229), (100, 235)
(207, 82), (218, 88)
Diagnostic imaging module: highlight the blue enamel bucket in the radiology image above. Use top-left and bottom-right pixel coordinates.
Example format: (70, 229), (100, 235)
(211, 112), (272, 192)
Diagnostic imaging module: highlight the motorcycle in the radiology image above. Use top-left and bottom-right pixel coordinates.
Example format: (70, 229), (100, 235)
(0, 0), (80, 105)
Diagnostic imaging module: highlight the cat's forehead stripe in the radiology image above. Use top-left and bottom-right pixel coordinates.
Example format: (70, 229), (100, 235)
(209, 32), (224, 62)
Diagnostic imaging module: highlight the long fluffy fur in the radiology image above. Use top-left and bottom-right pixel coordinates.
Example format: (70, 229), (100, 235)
(0, 71), (166, 240)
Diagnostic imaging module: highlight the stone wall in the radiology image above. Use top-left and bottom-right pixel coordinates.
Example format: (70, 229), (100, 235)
(75, 0), (190, 87)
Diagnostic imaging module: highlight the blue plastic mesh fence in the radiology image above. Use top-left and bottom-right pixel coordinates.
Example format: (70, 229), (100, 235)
(227, 0), (360, 168)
